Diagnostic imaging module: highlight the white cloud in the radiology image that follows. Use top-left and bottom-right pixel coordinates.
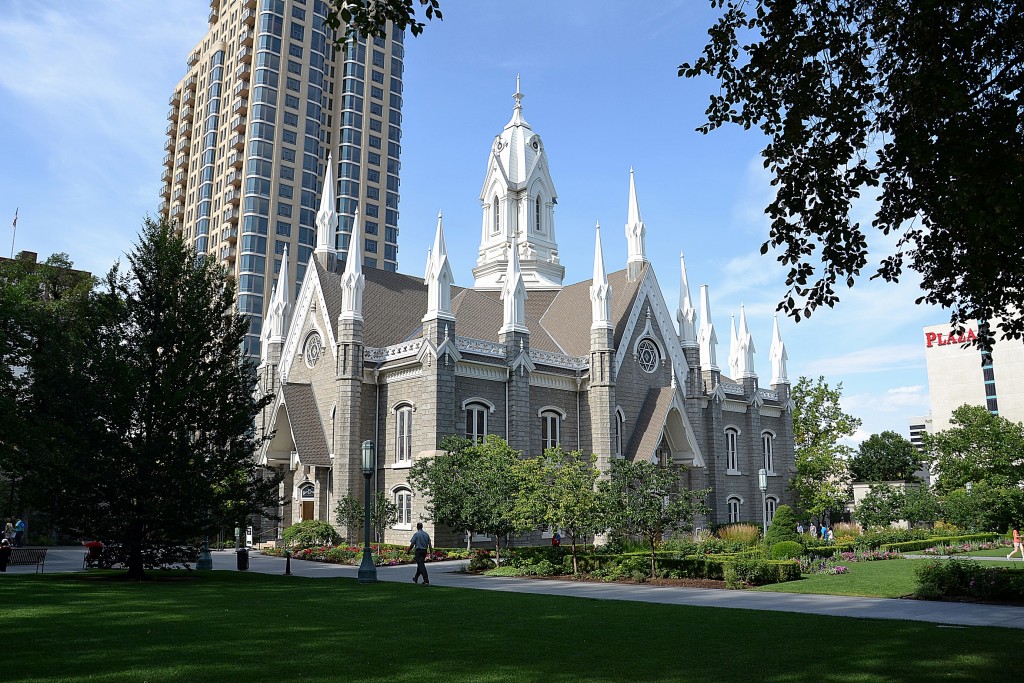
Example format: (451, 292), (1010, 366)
(804, 344), (925, 376)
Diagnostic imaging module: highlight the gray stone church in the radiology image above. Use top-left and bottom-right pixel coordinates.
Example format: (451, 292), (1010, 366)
(255, 88), (796, 546)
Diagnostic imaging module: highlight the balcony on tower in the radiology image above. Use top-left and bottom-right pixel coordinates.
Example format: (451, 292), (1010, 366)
(175, 154), (189, 170)
(241, 7), (256, 26)
(224, 188), (241, 204)
(160, 183), (172, 200)
(223, 206), (239, 222)
(168, 91), (180, 106)
(226, 150), (243, 168)
(228, 133), (245, 150)
(238, 27), (254, 47)
(161, 166), (172, 183)
(220, 245), (237, 263)
(223, 226), (238, 243)
(171, 204), (184, 218)
(181, 89), (194, 105)
(237, 46), (253, 64)
(164, 135), (175, 152)
(233, 79), (249, 98)
(163, 152), (173, 168)
(226, 169), (243, 186)
(232, 98), (248, 115)
(187, 50), (200, 68)
(167, 106), (179, 122)
(184, 74), (198, 91)
(230, 115), (246, 132)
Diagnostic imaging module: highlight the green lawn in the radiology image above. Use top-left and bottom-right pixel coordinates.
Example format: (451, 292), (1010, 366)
(1, 572), (1021, 682)
(754, 559), (925, 598)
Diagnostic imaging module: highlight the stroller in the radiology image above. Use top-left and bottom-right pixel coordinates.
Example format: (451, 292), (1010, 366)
(83, 541), (113, 569)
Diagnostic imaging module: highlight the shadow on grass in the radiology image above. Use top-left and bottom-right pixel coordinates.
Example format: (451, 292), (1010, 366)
(1, 572), (1016, 682)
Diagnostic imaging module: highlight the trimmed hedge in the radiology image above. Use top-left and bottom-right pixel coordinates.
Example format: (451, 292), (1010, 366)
(916, 558), (1024, 601)
(804, 543), (855, 559)
(881, 533), (1000, 553)
(572, 552), (799, 586)
(771, 541), (805, 560)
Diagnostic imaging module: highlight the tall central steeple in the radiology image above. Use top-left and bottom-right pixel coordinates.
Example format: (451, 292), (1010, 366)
(473, 78), (564, 291)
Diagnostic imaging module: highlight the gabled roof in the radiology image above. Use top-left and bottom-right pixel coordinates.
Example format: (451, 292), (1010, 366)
(541, 266), (647, 357)
(280, 383), (330, 466)
(625, 386), (675, 462)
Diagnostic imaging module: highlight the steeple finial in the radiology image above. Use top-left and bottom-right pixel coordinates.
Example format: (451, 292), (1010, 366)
(737, 304), (757, 379)
(698, 284), (719, 372)
(424, 210), (455, 322)
(728, 314), (740, 379)
(625, 168), (647, 281)
(340, 207), (365, 321)
(769, 314), (789, 385)
(261, 244), (291, 359)
(500, 236), (528, 334)
(590, 222), (612, 330)
(315, 153), (337, 266)
(514, 74), (522, 108)
(677, 252), (697, 347)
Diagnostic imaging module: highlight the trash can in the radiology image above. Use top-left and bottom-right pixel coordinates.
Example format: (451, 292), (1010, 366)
(236, 548), (249, 571)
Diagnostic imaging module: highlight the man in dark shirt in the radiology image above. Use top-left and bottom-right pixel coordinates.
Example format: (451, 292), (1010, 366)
(406, 522), (432, 586)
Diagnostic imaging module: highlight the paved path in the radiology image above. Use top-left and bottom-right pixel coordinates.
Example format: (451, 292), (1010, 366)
(11, 547), (1024, 630)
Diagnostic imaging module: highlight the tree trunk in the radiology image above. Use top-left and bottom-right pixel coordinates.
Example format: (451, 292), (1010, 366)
(649, 537), (657, 579)
(570, 536), (578, 574)
(494, 534), (502, 566)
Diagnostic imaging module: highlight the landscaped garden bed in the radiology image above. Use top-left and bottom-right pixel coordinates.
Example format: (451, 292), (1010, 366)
(260, 543), (473, 566)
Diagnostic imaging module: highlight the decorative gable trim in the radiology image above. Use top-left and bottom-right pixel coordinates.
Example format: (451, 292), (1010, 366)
(280, 258), (337, 382)
(614, 268), (690, 387)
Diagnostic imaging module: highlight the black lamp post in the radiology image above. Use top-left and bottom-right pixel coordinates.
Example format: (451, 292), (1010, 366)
(357, 440), (378, 584)
(758, 468), (769, 540)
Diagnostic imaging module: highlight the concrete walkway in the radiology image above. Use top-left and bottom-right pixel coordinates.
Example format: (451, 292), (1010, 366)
(14, 547), (1024, 630)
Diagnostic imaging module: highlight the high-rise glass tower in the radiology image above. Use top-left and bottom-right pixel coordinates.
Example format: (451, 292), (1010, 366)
(161, 0), (404, 356)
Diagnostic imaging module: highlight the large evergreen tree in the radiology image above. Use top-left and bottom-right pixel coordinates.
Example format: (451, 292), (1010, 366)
(26, 220), (279, 578)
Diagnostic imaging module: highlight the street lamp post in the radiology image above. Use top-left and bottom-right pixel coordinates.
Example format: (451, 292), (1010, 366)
(357, 440), (378, 584)
(758, 468), (769, 539)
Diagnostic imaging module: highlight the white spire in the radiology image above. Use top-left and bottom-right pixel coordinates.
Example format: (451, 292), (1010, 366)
(340, 207), (364, 321)
(315, 153), (337, 259)
(625, 167), (647, 281)
(737, 304), (757, 379)
(261, 244), (291, 359)
(728, 314), (740, 378)
(590, 222), (612, 330)
(500, 236), (528, 334)
(769, 314), (789, 385)
(698, 284), (718, 372)
(677, 252), (697, 347)
(424, 211), (455, 321)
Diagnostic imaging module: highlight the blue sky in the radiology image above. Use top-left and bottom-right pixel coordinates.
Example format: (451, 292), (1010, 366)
(0, 1), (943, 442)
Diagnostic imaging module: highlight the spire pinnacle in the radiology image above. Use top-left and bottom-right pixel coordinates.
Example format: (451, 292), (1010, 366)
(728, 314), (740, 378)
(590, 222), (612, 330)
(677, 252), (697, 347)
(625, 168), (647, 281)
(736, 304), (757, 379)
(500, 236), (528, 334)
(424, 210), (455, 322)
(340, 207), (364, 321)
(315, 153), (337, 263)
(698, 284), (719, 372)
(262, 243), (291, 357)
(770, 314), (789, 385)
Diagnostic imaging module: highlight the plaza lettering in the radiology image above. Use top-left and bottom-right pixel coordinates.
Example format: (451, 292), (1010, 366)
(925, 328), (977, 347)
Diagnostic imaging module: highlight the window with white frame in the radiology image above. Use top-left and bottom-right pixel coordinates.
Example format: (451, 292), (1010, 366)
(394, 488), (412, 527)
(765, 496), (778, 525)
(725, 427), (739, 472)
(465, 402), (488, 443)
(762, 431), (774, 473)
(492, 195), (500, 234)
(395, 405), (412, 463)
(535, 195), (542, 232)
(541, 410), (560, 451)
(727, 496), (741, 524)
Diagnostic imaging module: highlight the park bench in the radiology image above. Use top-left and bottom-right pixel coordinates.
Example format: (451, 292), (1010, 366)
(8, 548), (47, 573)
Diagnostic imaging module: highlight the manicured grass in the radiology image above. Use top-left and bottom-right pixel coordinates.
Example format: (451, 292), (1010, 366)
(2, 572), (1021, 682)
(754, 558), (924, 598)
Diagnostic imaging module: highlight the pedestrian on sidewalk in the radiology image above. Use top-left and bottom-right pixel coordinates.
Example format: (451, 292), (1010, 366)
(14, 518), (25, 547)
(407, 522), (432, 585)
(1008, 527), (1022, 560)
(0, 539), (10, 572)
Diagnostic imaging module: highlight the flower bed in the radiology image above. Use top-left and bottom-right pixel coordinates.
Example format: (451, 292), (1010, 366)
(915, 539), (1011, 556)
(261, 544), (473, 566)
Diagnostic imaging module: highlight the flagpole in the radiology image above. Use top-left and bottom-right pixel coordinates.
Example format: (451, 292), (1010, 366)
(10, 208), (17, 259)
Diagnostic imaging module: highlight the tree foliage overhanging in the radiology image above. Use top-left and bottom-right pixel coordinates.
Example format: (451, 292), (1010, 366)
(679, 0), (1024, 341)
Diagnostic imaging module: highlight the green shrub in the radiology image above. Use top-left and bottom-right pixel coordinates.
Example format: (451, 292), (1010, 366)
(771, 540), (805, 560)
(764, 505), (799, 547)
(915, 557), (1024, 601)
(282, 520), (340, 549)
(468, 553), (496, 572)
(881, 533), (999, 553)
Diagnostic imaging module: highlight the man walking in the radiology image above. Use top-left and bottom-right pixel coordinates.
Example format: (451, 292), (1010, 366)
(406, 522), (432, 586)
(14, 518), (25, 547)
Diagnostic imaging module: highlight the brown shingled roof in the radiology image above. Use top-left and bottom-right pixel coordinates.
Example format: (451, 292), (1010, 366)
(281, 383), (331, 466)
(624, 385), (674, 462)
(541, 266), (648, 356)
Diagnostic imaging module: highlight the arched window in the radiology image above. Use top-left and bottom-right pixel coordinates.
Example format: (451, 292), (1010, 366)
(535, 195), (542, 232)
(541, 410), (561, 451)
(762, 431), (775, 473)
(725, 427), (740, 472)
(394, 488), (412, 528)
(636, 338), (660, 373)
(300, 483), (315, 500)
(615, 408), (625, 458)
(727, 496), (741, 524)
(492, 195), (500, 234)
(395, 404), (413, 463)
(765, 496), (778, 525)
(465, 402), (489, 443)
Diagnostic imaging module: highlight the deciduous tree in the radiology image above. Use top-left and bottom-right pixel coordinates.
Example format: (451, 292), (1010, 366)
(850, 431), (922, 483)
(789, 376), (860, 523)
(680, 0), (1024, 343)
(925, 405), (1024, 494)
